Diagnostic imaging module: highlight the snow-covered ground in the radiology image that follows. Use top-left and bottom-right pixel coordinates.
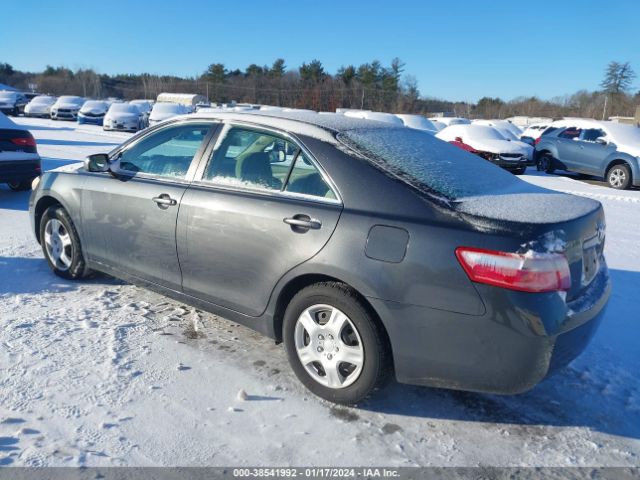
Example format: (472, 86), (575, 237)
(1, 117), (639, 467)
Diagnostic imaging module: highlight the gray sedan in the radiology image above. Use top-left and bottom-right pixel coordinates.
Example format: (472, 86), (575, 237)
(29, 111), (610, 404)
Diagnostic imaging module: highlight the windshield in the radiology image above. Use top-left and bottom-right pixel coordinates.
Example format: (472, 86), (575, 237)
(31, 96), (55, 104)
(58, 96), (83, 104)
(339, 127), (524, 200)
(0, 92), (17, 100)
(110, 103), (139, 113)
(82, 101), (107, 110)
(153, 103), (182, 113)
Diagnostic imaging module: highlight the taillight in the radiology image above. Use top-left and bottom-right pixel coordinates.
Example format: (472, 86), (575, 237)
(11, 136), (37, 147)
(534, 137), (541, 145)
(455, 247), (571, 293)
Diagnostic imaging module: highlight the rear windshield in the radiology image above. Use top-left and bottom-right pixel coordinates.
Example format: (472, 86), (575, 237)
(339, 127), (524, 201)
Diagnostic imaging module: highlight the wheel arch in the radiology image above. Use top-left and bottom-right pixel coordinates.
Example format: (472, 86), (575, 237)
(271, 273), (393, 362)
(605, 158), (634, 180)
(33, 195), (64, 243)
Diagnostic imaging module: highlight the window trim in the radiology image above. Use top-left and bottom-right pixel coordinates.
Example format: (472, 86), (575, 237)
(191, 120), (342, 205)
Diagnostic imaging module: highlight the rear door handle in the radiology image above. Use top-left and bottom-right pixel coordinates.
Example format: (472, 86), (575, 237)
(284, 215), (322, 231)
(152, 194), (177, 208)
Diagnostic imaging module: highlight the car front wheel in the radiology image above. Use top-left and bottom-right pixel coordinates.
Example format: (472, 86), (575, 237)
(607, 164), (631, 190)
(283, 282), (390, 405)
(39, 206), (90, 279)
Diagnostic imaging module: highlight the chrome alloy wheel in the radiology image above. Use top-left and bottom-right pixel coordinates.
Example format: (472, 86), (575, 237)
(609, 168), (626, 188)
(294, 304), (364, 389)
(44, 218), (73, 271)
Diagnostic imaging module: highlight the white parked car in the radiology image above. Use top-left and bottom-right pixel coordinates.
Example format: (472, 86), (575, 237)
(50, 96), (85, 120)
(436, 124), (533, 174)
(343, 110), (405, 126)
(148, 102), (190, 126)
(520, 122), (550, 144)
(103, 103), (145, 132)
(24, 95), (57, 118)
(394, 114), (438, 133)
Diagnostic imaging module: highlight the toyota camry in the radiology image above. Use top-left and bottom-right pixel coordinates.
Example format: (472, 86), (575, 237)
(29, 110), (610, 404)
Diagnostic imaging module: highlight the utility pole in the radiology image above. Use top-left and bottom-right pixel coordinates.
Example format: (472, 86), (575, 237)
(360, 89), (365, 110)
(602, 95), (608, 121)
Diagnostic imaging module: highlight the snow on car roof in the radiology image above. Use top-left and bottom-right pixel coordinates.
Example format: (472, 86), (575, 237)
(183, 110), (400, 144)
(436, 124), (506, 142)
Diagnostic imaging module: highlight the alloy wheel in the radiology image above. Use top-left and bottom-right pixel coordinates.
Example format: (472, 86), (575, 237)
(44, 218), (73, 271)
(609, 168), (626, 188)
(294, 304), (364, 389)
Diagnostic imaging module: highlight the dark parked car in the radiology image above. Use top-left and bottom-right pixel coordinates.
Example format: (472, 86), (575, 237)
(1, 112), (41, 191)
(536, 119), (640, 189)
(0, 91), (28, 116)
(29, 111), (610, 404)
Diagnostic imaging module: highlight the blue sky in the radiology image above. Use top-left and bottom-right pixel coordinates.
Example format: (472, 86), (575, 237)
(2, 0), (638, 102)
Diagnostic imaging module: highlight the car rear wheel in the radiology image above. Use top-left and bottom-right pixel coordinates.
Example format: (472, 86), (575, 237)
(538, 153), (555, 174)
(607, 164), (631, 190)
(40, 206), (90, 280)
(7, 179), (32, 191)
(283, 282), (390, 405)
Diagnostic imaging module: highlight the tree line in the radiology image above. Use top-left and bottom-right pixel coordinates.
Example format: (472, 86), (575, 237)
(0, 59), (638, 119)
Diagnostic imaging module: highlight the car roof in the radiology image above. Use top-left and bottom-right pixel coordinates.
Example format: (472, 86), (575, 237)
(172, 110), (399, 145)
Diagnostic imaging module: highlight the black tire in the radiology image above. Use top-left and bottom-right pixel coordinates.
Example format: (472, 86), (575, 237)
(512, 167), (526, 175)
(538, 153), (555, 174)
(607, 163), (631, 190)
(39, 206), (90, 280)
(283, 281), (390, 405)
(7, 179), (32, 191)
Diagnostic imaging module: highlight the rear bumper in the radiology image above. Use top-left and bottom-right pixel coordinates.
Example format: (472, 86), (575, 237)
(0, 160), (41, 183)
(370, 264), (610, 394)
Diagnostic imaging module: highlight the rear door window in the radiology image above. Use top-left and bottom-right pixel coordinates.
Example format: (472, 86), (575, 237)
(558, 127), (582, 139)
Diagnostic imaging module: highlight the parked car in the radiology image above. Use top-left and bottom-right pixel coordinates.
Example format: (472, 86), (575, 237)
(50, 96), (85, 120)
(535, 119), (640, 189)
(148, 102), (190, 126)
(129, 100), (153, 126)
(0, 112), (40, 191)
(77, 100), (110, 126)
(0, 91), (28, 116)
(520, 122), (550, 145)
(103, 103), (145, 132)
(394, 114), (438, 133)
(343, 110), (405, 126)
(24, 95), (57, 118)
(436, 124), (533, 174)
(29, 110), (610, 404)
(473, 119), (524, 140)
(428, 117), (470, 127)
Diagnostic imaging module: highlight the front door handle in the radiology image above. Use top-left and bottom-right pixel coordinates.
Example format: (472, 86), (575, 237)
(152, 194), (177, 208)
(284, 214), (322, 232)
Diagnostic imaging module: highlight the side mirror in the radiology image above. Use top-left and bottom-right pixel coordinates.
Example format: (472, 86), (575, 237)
(595, 137), (608, 146)
(84, 153), (110, 172)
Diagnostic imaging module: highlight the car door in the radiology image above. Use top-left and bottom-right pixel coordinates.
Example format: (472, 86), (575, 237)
(177, 123), (343, 317)
(81, 121), (217, 289)
(555, 127), (583, 170)
(573, 128), (613, 175)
